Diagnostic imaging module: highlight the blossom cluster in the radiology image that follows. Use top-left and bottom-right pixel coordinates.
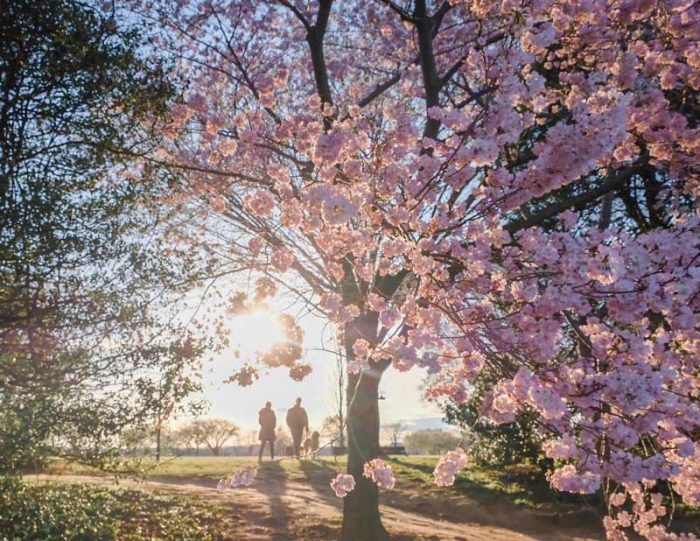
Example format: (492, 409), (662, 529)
(433, 448), (468, 487)
(363, 459), (395, 489)
(330, 473), (356, 498)
(217, 468), (257, 490)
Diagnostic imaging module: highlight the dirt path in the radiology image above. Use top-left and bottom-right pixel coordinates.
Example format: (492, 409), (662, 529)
(28, 471), (603, 541)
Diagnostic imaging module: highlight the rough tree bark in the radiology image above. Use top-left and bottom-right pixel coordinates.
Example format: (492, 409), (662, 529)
(340, 350), (389, 541)
(339, 262), (397, 540)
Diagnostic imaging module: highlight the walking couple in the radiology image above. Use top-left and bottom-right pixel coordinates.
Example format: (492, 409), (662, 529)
(257, 397), (309, 461)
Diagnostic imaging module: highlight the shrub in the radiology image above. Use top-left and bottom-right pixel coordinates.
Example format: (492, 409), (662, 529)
(0, 477), (234, 540)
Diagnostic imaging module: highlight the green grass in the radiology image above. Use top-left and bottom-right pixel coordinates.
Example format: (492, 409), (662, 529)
(46, 454), (587, 509)
(385, 456), (592, 509)
(33, 455), (699, 539)
(46, 455), (698, 519)
(45, 455), (259, 479)
(0, 477), (242, 541)
(101, 455), (597, 512)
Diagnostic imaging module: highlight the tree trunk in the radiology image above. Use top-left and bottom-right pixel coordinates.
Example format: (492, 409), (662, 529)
(155, 421), (161, 462)
(338, 356), (346, 449)
(340, 370), (389, 541)
(339, 262), (392, 540)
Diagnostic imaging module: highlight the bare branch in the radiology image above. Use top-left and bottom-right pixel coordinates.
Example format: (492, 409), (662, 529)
(378, 0), (414, 22)
(276, 0), (312, 32)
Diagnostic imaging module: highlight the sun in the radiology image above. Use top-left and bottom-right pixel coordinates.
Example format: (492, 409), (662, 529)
(229, 309), (286, 354)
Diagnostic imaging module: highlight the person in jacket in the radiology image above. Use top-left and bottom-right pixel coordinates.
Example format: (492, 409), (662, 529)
(286, 397), (309, 457)
(258, 401), (276, 462)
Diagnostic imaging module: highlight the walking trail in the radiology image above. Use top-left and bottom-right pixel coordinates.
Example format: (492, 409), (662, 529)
(29, 464), (603, 541)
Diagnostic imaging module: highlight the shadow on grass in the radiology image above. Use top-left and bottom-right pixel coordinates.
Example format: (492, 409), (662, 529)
(296, 457), (607, 540)
(298, 459), (343, 506)
(253, 461), (292, 541)
(383, 456), (604, 537)
(388, 456), (601, 510)
(297, 460), (423, 541)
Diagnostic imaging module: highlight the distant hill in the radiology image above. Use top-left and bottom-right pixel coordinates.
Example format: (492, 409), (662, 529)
(404, 417), (453, 432)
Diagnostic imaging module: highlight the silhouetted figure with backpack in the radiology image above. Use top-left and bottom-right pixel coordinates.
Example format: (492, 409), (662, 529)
(286, 397), (309, 457)
(258, 401), (276, 462)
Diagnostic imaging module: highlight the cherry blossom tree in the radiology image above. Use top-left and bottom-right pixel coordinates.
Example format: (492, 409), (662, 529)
(127, 0), (698, 539)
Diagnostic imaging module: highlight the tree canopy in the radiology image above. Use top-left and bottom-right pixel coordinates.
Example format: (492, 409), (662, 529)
(95, 0), (700, 539)
(0, 0), (205, 472)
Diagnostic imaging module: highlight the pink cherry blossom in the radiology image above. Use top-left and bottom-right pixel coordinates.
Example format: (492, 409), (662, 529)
(269, 247), (294, 272)
(330, 473), (356, 498)
(548, 465), (601, 494)
(128, 0), (700, 536)
(244, 191), (275, 219)
(363, 459), (395, 489)
(217, 468), (257, 490)
(433, 448), (468, 487)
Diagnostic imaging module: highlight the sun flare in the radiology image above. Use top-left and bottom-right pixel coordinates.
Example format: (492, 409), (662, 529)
(229, 309), (286, 354)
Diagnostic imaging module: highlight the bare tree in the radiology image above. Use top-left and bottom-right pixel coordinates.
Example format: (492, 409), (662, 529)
(322, 414), (345, 445)
(191, 419), (238, 456)
(325, 350), (346, 448)
(382, 422), (407, 447)
(172, 424), (202, 455)
(243, 429), (259, 456)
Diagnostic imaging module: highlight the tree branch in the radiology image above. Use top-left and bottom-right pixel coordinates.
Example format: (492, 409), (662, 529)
(307, 0), (334, 126)
(439, 32), (505, 89)
(276, 0), (312, 32)
(356, 55), (420, 110)
(506, 166), (642, 234)
(378, 0), (414, 22)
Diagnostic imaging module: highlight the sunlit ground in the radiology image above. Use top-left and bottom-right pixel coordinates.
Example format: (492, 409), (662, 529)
(29, 455), (700, 540)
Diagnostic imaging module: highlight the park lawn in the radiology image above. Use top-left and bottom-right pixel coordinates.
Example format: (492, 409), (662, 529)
(0, 477), (244, 541)
(36, 455), (606, 539)
(42, 455), (700, 521)
(46, 454), (597, 512)
(39, 455), (698, 538)
(167, 455), (594, 512)
(385, 456), (594, 509)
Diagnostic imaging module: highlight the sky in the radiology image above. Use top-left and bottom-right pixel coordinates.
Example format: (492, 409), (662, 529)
(186, 308), (449, 438)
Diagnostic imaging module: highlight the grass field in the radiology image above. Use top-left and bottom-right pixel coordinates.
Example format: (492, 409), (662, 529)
(34, 454), (609, 540)
(46, 454), (598, 513)
(33, 454), (700, 541)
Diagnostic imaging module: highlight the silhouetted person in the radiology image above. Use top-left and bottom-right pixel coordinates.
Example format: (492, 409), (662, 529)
(258, 401), (276, 461)
(286, 397), (309, 457)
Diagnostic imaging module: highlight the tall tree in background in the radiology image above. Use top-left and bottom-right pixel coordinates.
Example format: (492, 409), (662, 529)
(0, 0), (206, 472)
(137, 355), (207, 461)
(191, 419), (239, 456)
(382, 422), (407, 447)
(324, 346), (347, 449)
(132, 1), (699, 539)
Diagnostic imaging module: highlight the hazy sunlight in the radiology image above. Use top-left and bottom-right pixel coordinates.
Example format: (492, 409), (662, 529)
(229, 309), (286, 354)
